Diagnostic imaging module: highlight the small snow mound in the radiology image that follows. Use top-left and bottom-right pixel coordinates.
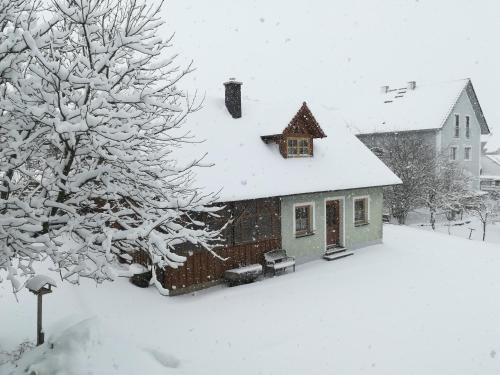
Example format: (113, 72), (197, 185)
(2, 318), (179, 375)
(3, 318), (99, 375)
(144, 348), (180, 368)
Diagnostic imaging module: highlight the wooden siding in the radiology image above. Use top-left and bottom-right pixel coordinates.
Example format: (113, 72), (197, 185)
(164, 238), (281, 292)
(131, 197), (282, 294)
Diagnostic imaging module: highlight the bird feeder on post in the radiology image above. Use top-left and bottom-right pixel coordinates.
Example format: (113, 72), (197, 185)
(25, 275), (57, 346)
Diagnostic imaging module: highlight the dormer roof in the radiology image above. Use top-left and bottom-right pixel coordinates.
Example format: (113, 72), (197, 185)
(261, 102), (326, 145)
(284, 102), (327, 138)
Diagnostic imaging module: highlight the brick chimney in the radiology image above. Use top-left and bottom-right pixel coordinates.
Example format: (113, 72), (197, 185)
(223, 78), (242, 118)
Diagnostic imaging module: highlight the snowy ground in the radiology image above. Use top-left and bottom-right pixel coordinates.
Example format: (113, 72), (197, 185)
(2, 225), (500, 374)
(407, 209), (500, 244)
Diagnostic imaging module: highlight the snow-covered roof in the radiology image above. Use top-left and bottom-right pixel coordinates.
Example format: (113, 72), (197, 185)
(348, 79), (489, 135)
(178, 95), (401, 202)
(484, 133), (500, 154)
(25, 275), (57, 292)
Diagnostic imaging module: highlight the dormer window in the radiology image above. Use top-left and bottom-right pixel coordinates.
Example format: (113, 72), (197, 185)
(287, 137), (311, 157)
(260, 102), (327, 159)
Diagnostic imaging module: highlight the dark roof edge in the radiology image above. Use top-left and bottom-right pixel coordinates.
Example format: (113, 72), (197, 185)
(465, 80), (491, 135)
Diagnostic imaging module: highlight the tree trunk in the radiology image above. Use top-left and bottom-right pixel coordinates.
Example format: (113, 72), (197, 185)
(483, 220), (487, 242)
(430, 210), (435, 230)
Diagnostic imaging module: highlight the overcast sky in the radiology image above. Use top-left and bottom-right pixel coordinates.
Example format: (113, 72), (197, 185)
(163, 0), (500, 134)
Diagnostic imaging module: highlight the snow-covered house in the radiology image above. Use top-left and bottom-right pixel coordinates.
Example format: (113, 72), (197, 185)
(479, 156), (500, 191)
(479, 136), (500, 191)
(352, 79), (490, 190)
(153, 80), (400, 295)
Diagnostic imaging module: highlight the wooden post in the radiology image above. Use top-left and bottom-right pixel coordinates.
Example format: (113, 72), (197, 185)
(26, 276), (56, 346)
(37, 293), (44, 346)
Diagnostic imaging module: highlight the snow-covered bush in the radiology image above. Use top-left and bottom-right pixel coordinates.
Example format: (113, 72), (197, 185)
(0, 0), (221, 292)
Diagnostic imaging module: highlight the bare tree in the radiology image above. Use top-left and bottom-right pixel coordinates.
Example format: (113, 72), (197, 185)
(466, 192), (499, 241)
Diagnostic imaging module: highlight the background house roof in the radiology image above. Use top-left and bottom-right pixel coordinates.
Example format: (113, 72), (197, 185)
(347, 79), (490, 135)
(483, 134), (500, 154)
(481, 155), (500, 179)
(175, 96), (401, 202)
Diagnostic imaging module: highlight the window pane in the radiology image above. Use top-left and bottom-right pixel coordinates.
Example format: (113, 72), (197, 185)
(287, 138), (312, 156)
(354, 199), (367, 225)
(287, 139), (299, 156)
(295, 205), (310, 233)
(298, 139), (309, 155)
(465, 147), (471, 160)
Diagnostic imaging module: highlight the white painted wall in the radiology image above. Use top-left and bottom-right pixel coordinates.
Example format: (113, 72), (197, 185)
(440, 89), (482, 189)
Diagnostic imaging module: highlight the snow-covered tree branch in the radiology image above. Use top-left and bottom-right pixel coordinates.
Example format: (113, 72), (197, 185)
(1, 0), (221, 292)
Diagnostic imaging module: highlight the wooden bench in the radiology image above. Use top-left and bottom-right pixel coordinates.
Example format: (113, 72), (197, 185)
(224, 264), (263, 287)
(264, 249), (296, 276)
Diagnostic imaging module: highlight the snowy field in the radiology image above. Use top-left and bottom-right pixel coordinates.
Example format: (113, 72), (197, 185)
(2, 225), (500, 374)
(407, 209), (500, 244)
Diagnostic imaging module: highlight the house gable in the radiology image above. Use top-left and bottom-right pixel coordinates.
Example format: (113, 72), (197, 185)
(438, 86), (483, 189)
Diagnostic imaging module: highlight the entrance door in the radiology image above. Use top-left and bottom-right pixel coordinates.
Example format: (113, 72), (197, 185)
(325, 200), (340, 247)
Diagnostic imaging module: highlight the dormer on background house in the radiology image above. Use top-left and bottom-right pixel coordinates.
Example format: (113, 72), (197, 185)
(261, 102), (327, 158)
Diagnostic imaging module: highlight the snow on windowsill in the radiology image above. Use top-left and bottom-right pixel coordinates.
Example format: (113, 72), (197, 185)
(354, 222), (370, 227)
(295, 231), (315, 238)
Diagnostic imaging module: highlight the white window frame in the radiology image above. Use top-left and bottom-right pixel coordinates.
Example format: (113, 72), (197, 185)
(353, 195), (370, 227)
(464, 145), (472, 161)
(449, 146), (458, 161)
(287, 137), (311, 158)
(323, 197), (345, 249)
(293, 201), (315, 237)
